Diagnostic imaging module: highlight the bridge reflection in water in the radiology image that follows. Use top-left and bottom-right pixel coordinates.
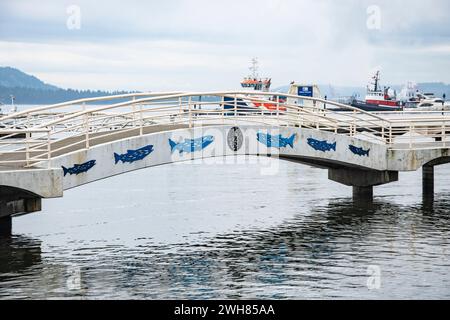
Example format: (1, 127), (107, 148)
(0, 234), (41, 276)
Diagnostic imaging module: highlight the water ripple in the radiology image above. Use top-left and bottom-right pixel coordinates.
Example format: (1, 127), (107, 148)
(1, 160), (450, 299)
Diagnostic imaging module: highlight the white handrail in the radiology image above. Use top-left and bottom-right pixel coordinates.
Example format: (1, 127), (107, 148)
(2, 91), (450, 168)
(0, 91), (183, 122)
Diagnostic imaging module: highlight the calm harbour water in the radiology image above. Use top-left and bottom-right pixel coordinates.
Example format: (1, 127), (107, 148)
(0, 156), (449, 299)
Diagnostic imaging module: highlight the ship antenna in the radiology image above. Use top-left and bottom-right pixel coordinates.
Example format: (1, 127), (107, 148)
(249, 57), (259, 79)
(10, 95), (17, 113)
(373, 71), (380, 92)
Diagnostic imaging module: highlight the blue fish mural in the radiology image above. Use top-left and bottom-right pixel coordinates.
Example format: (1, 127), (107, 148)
(169, 136), (214, 154)
(257, 132), (296, 149)
(114, 145), (154, 164)
(62, 160), (96, 177)
(349, 145), (370, 157)
(307, 138), (336, 152)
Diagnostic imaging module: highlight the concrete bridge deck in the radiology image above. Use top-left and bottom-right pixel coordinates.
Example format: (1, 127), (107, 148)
(1, 91), (450, 226)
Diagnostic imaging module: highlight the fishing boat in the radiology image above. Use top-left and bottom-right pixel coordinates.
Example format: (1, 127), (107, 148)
(224, 58), (286, 114)
(349, 71), (403, 111)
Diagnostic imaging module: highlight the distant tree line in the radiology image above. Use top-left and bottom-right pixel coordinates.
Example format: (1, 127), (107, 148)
(0, 86), (140, 105)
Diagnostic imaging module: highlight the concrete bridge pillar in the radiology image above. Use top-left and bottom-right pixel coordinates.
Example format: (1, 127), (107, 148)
(1, 185), (43, 238)
(0, 216), (12, 237)
(329, 168), (399, 201)
(352, 186), (373, 199)
(0, 197), (42, 236)
(0, 197), (42, 219)
(422, 165), (434, 197)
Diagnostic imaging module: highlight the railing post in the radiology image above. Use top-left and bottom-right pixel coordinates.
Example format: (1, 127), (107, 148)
(276, 95), (280, 127)
(234, 94), (238, 126)
(389, 124), (393, 146)
(179, 97), (182, 122)
(25, 131), (30, 167)
(409, 123), (413, 149)
(85, 112), (90, 149)
(221, 96), (225, 125)
(139, 104), (144, 136)
(188, 96), (192, 129)
(352, 110), (356, 136)
(47, 129), (51, 169)
(442, 121), (446, 148)
(132, 96), (136, 128)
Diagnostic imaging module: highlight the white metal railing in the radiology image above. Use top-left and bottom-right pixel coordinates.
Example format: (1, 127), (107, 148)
(1, 91), (450, 168)
(0, 128), (51, 168)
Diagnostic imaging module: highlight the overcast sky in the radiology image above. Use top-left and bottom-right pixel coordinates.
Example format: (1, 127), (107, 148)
(1, 0), (449, 91)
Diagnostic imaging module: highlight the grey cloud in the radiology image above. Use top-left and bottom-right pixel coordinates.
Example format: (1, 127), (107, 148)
(0, 0), (449, 89)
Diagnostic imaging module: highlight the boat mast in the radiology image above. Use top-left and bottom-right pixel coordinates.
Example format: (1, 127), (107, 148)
(249, 57), (259, 79)
(10, 95), (17, 113)
(373, 71), (380, 92)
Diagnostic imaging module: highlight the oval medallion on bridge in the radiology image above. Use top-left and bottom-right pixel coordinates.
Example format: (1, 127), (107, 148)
(227, 127), (243, 152)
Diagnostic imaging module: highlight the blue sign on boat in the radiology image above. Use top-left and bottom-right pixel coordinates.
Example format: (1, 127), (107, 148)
(298, 86), (313, 97)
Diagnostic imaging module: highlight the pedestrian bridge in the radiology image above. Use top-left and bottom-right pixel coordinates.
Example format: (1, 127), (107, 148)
(1, 91), (450, 221)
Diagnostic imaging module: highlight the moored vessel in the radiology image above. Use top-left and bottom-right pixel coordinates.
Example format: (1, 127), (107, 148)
(349, 71), (403, 111)
(224, 58), (287, 114)
(399, 82), (449, 110)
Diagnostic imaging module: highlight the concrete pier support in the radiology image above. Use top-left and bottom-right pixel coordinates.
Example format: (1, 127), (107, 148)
(0, 216), (12, 237)
(0, 197), (41, 236)
(329, 168), (399, 201)
(0, 197), (42, 219)
(422, 165), (434, 196)
(352, 186), (374, 199)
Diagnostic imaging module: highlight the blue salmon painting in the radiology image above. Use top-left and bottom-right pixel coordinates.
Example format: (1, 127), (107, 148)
(349, 145), (370, 157)
(114, 145), (154, 164)
(169, 136), (214, 154)
(257, 132), (296, 149)
(307, 138), (336, 152)
(62, 160), (96, 177)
